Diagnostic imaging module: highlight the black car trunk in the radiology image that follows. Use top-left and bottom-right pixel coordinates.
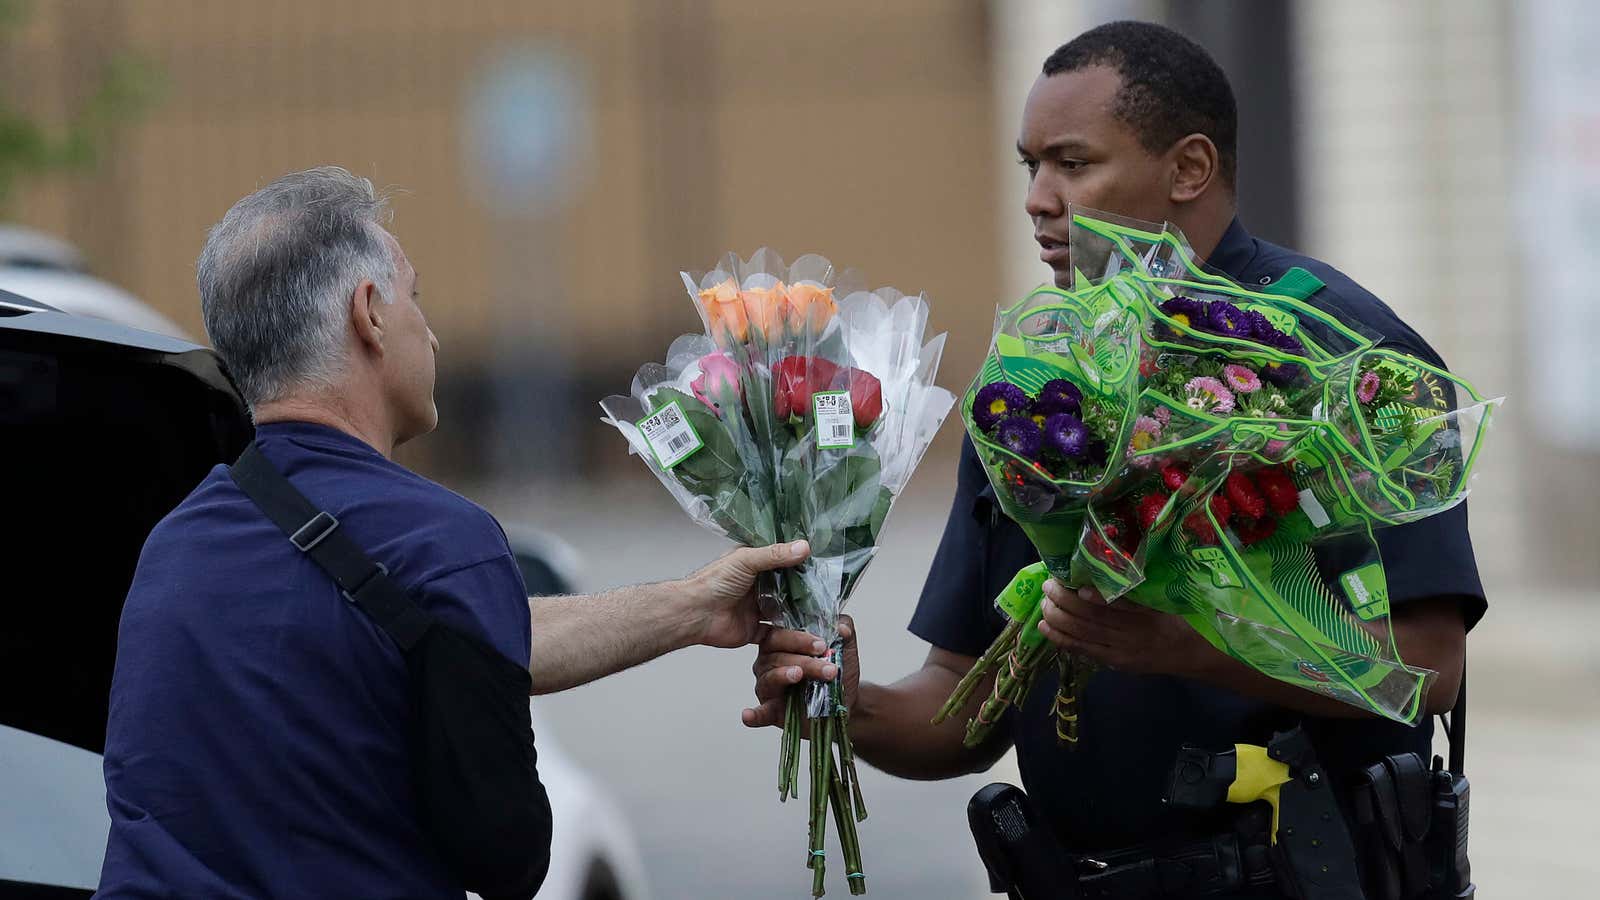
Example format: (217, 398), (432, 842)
(0, 291), (253, 753)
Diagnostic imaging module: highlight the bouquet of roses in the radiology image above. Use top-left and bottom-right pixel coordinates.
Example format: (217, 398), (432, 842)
(602, 250), (953, 896)
(937, 209), (1500, 746)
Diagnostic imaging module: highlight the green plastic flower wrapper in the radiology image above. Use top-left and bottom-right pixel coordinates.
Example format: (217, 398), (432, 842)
(1071, 218), (1501, 725)
(1061, 220), (1500, 722)
(928, 280), (1143, 747)
(1074, 225), (1386, 609)
(938, 208), (1502, 747)
(601, 249), (953, 897)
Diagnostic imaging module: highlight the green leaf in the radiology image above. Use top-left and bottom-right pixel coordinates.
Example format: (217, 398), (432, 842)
(777, 443), (811, 534)
(809, 441), (882, 555)
(650, 386), (701, 415)
(784, 567), (818, 616)
(868, 486), (893, 541)
(708, 489), (776, 546)
(651, 388), (741, 486)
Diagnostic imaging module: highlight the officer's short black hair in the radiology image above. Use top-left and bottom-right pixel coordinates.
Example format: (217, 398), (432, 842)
(1043, 21), (1238, 186)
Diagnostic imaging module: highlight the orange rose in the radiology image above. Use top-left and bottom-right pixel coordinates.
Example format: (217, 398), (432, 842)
(699, 280), (748, 342)
(742, 282), (788, 338)
(784, 282), (837, 331)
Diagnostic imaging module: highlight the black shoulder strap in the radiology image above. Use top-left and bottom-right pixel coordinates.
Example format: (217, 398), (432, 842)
(1447, 657), (1466, 775)
(229, 442), (434, 651)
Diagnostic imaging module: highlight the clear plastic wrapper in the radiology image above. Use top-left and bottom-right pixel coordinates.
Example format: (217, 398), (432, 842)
(601, 250), (952, 896)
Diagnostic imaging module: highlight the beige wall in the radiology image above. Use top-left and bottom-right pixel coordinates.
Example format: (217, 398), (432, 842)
(4, 0), (1004, 430)
(1294, 0), (1570, 589)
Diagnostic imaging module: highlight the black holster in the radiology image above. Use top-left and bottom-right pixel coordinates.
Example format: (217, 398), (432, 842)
(967, 784), (1279, 900)
(1350, 754), (1473, 900)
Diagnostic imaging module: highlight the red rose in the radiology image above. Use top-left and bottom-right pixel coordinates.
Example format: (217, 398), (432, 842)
(1137, 493), (1170, 532)
(773, 356), (840, 420)
(1161, 462), (1190, 493)
(1236, 517), (1278, 546)
(1209, 492), (1233, 523)
(1224, 472), (1267, 521)
(1183, 511), (1219, 545)
(1254, 467), (1300, 517)
(846, 368), (883, 428)
(1090, 514), (1138, 561)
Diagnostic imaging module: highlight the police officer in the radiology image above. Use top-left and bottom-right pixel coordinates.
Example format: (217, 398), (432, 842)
(746, 22), (1484, 898)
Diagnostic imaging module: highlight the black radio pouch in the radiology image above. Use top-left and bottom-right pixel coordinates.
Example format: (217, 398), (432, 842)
(1350, 673), (1474, 900)
(230, 444), (553, 900)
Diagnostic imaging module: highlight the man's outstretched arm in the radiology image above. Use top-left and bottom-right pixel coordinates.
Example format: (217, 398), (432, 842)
(527, 541), (810, 694)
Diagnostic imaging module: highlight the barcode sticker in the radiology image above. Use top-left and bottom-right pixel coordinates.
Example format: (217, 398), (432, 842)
(637, 400), (704, 469)
(813, 391), (855, 450)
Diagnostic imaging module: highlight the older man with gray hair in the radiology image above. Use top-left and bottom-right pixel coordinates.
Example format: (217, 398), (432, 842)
(95, 167), (810, 899)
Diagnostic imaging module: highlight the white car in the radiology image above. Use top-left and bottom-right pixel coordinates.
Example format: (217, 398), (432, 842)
(0, 230), (648, 900)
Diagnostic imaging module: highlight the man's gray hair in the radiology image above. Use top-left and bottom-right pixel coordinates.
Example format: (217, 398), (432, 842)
(198, 166), (398, 407)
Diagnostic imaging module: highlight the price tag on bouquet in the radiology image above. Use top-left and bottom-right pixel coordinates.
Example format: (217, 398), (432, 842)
(637, 400), (704, 469)
(813, 391), (856, 450)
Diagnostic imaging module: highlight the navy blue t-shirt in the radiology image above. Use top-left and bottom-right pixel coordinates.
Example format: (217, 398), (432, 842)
(909, 220), (1487, 852)
(97, 422), (531, 899)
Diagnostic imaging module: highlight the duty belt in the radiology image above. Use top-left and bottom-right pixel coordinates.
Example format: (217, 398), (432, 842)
(1073, 822), (1281, 899)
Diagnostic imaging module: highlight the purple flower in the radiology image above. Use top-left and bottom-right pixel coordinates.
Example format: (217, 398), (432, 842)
(1043, 412), (1090, 459)
(973, 381), (1029, 431)
(1258, 327), (1305, 356)
(996, 415), (1043, 459)
(1033, 378), (1083, 416)
(1242, 309), (1277, 341)
(1357, 370), (1382, 404)
(1085, 438), (1110, 467)
(1202, 300), (1250, 338)
(1261, 360), (1301, 387)
(1159, 296), (1205, 329)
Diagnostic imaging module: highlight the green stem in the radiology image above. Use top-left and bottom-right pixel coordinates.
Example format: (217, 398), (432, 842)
(1054, 653), (1094, 749)
(811, 713), (836, 896)
(932, 618), (1021, 725)
(828, 748), (867, 895)
(963, 634), (1057, 749)
(836, 708), (868, 822)
(780, 687), (802, 801)
(807, 716), (821, 870)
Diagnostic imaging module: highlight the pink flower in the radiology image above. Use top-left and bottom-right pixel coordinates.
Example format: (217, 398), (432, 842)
(1131, 415), (1163, 448)
(1125, 415), (1164, 462)
(691, 352), (743, 416)
(1222, 364), (1262, 394)
(1185, 376), (1235, 415)
(1152, 406), (1173, 426)
(1265, 423), (1292, 457)
(1357, 370), (1381, 404)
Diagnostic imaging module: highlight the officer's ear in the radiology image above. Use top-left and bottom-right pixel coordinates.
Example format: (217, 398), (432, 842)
(1168, 133), (1220, 205)
(349, 279), (386, 357)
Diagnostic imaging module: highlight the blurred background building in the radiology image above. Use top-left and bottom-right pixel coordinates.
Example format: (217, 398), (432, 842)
(3, 1), (1595, 897)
